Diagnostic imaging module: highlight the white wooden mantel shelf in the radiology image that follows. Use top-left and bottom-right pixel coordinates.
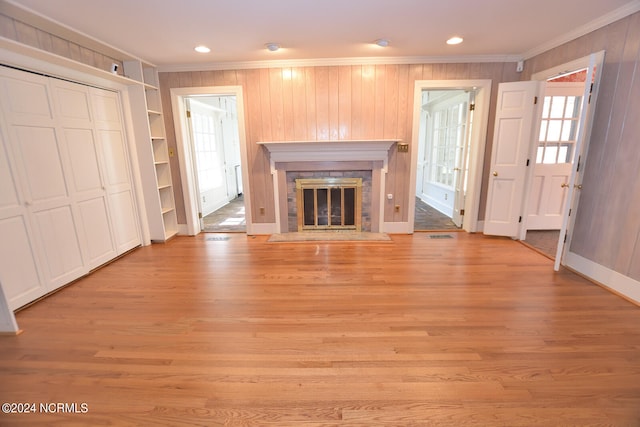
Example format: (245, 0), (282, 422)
(257, 139), (400, 164)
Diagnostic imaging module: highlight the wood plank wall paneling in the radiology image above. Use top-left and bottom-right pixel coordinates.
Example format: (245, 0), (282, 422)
(525, 11), (640, 281)
(0, 13), (124, 76)
(159, 63), (520, 225)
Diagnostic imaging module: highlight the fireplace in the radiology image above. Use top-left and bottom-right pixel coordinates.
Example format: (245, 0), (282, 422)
(257, 139), (398, 234)
(296, 177), (362, 231)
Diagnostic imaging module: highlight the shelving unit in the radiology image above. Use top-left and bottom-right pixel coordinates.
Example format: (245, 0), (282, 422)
(123, 60), (178, 242)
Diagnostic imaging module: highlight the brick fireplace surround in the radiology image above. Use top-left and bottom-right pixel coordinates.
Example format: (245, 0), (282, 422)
(258, 140), (398, 233)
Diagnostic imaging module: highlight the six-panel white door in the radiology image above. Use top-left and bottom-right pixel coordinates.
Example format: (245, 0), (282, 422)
(484, 81), (541, 237)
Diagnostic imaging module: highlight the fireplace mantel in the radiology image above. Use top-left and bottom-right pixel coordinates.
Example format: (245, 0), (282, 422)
(258, 139), (398, 164)
(259, 139), (399, 234)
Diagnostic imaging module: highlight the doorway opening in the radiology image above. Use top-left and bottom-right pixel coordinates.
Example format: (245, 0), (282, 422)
(185, 95), (244, 232)
(409, 79), (492, 234)
(524, 70), (588, 258)
(415, 89), (472, 230)
(170, 85), (251, 236)
(482, 52), (604, 270)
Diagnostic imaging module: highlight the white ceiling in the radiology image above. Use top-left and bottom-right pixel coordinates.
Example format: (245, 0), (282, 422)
(7, 0), (640, 70)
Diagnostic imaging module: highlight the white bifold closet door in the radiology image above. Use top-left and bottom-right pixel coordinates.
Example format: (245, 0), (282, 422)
(0, 66), (140, 310)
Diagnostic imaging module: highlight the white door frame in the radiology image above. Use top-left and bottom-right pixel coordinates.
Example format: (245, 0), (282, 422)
(170, 86), (251, 236)
(409, 80), (492, 233)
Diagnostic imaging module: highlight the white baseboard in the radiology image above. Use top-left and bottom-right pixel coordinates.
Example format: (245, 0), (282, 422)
(383, 221), (412, 234)
(177, 224), (189, 235)
(248, 222), (278, 235)
(564, 251), (640, 304)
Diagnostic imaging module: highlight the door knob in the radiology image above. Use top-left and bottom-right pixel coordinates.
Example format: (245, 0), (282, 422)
(493, 171), (498, 177)
(574, 184), (583, 190)
(561, 183), (569, 188)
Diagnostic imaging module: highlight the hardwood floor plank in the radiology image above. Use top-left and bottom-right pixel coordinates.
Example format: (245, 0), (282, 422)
(1, 232), (639, 425)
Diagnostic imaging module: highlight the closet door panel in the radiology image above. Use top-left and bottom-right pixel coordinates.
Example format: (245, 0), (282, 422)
(64, 128), (103, 193)
(0, 73), (53, 122)
(0, 124), (47, 310)
(92, 87), (140, 253)
(0, 215), (44, 308)
(32, 205), (85, 288)
(54, 79), (118, 268)
(13, 125), (68, 203)
(77, 197), (115, 266)
(52, 82), (92, 125)
(3, 72), (88, 291)
(109, 189), (140, 252)
(65, 128), (116, 268)
(0, 132), (20, 211)
(99, 129), (130, 186)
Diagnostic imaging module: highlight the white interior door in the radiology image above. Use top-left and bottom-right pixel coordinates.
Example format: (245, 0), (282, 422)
(484, 81), (541, 237)
(90, 87), (140, 254)
(189, 98), (229, 217)
(452, 91), (474, 227)
(527, 82), (584, 230)
(0, 114), (46, 309)
(1, 70), (87, 290)
(554, 53), (603, 270)
(50, 79), (117, 269)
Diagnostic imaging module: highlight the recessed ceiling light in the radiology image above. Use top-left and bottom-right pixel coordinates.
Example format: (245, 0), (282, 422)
(447, 36), (464, 45)
(265, 43), (280, 52)
(194, 45), (211, 53)
(375, 38), (390, 47)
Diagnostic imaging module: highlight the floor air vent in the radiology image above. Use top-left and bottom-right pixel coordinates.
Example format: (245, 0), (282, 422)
(429, 234), (454, 239)
(206, 236), (231, 241)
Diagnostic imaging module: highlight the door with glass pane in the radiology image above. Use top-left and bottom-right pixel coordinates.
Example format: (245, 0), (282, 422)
(527, 82), (584, 230)
(187, 99), (228, 218)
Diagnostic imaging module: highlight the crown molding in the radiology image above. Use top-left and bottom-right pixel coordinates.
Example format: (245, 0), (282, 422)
(156, 54), (522, 72)
(521, 0), (640, 60)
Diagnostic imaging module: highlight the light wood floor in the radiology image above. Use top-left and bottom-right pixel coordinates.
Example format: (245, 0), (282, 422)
(1, 233), (640, 426)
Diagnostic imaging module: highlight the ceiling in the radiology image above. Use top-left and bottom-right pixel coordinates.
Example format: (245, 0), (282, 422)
(7, 0), (640, 70)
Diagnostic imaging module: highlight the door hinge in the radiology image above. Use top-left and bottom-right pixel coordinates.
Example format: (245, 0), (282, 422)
(534, 96), (538, 105)
(198, 212), (202, 219)
(568, 208), (572, 217)
(518, 216), (522, 223)
(186, 110), (191, 118)
(469, 103), (475, 111)
(576, 155), (582, 172)
(460, 209), (465, 216)
(526, 159), (530, 166)
(564, 232), (568, 243)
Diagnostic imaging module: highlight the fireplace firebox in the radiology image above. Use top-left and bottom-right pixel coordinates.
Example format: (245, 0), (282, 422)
(296, 178), (362, 231)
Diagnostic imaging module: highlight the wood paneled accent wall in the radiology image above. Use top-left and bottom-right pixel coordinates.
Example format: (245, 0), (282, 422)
(159, 63), (519, 225)
(0, 11), (124, 75)
(524, 11), (640, 281)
